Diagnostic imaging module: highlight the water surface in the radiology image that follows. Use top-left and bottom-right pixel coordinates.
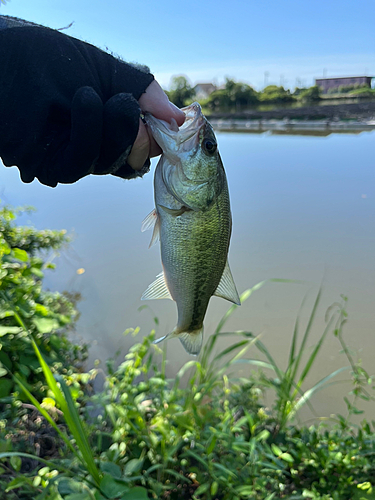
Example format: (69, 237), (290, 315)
(1, 130), (374, 421)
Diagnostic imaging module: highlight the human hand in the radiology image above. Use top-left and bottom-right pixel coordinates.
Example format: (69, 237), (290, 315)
(127, 81), (185, 170)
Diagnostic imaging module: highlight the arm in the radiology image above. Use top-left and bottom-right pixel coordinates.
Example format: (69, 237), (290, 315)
(0, 16), (184, 187)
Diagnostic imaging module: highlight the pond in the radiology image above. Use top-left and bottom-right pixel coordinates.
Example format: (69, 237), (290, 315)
(1, 129), (375, 421)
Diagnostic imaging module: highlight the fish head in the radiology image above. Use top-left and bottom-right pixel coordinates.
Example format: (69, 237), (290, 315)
(145, 103), (225, 211)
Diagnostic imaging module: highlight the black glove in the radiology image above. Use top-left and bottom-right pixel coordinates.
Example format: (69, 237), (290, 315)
(0, 20), (154, 187)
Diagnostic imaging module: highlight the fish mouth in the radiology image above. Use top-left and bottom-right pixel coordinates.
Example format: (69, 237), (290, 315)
(145, 102), (205, 152)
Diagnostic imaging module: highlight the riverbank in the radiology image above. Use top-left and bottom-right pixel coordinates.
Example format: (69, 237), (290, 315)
(207, 100), (375, 135)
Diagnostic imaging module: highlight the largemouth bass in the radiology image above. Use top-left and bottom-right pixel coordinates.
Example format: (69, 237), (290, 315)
(142, 102), (240, 355)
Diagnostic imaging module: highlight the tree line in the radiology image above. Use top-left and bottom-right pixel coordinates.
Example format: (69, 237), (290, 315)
(165, 76), (375, 112)
(165, 76), (322, 112)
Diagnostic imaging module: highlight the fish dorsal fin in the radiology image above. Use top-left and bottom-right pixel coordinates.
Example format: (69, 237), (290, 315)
(214, 261), (241, 305)
(141, 209), (160, 248)
(141, 272), (172, 300)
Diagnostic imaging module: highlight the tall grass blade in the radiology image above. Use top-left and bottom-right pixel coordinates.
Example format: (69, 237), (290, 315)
(292, 367), (349, 416)
(214, 282), (266, 335)
(0, 292), (102, 487)
(294, 309), (337, 394)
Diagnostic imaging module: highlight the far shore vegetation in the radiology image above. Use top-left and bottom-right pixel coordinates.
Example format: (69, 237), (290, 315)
(165, 76), (375, 113)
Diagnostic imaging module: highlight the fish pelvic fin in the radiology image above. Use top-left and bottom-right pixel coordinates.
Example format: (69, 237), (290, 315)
(142, 272), (172, 300)
(153, 327), (204, 356)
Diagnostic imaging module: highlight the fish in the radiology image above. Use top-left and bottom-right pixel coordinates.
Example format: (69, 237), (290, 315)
(141, 102), (240, 355)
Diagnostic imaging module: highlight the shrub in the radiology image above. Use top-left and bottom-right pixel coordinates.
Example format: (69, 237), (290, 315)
(0, 204), (88, 412)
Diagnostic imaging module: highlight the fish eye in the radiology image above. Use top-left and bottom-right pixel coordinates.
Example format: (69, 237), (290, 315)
(202, 138), (217, 155)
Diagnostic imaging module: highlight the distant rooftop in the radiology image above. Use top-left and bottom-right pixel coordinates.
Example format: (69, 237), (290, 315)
(315, 76), (374, 93)
(315, 76), (374, 81)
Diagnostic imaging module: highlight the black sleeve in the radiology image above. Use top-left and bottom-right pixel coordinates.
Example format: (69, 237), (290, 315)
(0, 21), (154, 187)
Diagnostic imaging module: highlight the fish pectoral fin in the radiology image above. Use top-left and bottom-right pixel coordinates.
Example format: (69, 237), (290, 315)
(141, 272), (172, 300)
(141, 209), (160, 247)
(214, 260), (241, 305)
(141, 208), (157, 232)
(159, 205), (190, 217)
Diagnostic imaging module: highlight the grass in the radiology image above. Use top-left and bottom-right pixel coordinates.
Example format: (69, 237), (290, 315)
(1, 283), (375, 500)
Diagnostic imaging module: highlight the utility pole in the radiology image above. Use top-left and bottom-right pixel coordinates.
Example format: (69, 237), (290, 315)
(264, 71), (269, 88)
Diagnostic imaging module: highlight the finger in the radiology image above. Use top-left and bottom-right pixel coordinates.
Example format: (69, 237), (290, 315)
(127, 119), (150, 170)
(139, 80), (185, 126)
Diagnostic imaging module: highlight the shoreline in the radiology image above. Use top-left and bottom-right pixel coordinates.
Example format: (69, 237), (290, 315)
(207, 100), (375, 135)
(209, 117), (375, 136)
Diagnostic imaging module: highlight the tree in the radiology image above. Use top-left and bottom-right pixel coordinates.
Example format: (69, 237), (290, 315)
(205, 78), (258, 111)
(167, 75), (195, 108)
(260, 85), (295, 103)
(299, 85), (321, 102)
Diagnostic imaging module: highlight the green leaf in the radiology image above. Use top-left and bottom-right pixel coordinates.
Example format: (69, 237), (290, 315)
(31, 266), (44, 278)
(236, 485), (255, 497)
(100, 475), (130, 498)
(0, 326), (22, 336)
(12, 248), (29, 262)
(193, 483), (210, 497)
(0, 378), (13, 398)
(58, 478), (83, 495)
(279, 452), (294, 463)
(124, 458), (144, 475)
(0, 351), (12, 370)
(122, 487), (149, 500)
(5, 476), (31, 491)
(212, 462), (237, 478)
(32, 317), (59, 333)
(271, 444), (283, 457)
(10, 455), (22, 472)
(211, 482), (218, 496)
(66, 494), (93, 500)
(100, 461), (121, 479)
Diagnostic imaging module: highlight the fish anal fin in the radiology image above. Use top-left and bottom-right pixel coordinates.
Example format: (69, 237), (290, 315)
(214, 261), (241, 305)
(141, 272), (172, 300)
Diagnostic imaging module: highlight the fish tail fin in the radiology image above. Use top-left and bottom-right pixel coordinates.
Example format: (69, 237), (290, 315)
(178, 327), (204, 356)
(153, 327), (204, 356)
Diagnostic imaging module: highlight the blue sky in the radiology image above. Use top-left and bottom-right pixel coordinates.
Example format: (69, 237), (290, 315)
(1, 0), (374, 90)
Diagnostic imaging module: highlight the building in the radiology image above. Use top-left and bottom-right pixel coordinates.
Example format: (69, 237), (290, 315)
(193, 83), (217, 100)
(315, 76), (373, 94)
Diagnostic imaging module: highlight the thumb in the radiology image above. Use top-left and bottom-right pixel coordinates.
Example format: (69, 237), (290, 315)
(139, 80), (185, 126)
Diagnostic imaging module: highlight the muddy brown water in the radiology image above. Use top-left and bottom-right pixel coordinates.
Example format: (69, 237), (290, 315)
(2, 129), (375, 423)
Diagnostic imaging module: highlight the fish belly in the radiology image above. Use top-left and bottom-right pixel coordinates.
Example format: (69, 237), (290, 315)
(160, 192), (231, 334)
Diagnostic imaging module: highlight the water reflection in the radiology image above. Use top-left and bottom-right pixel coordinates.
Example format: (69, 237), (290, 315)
(1, 129), (374, 421)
